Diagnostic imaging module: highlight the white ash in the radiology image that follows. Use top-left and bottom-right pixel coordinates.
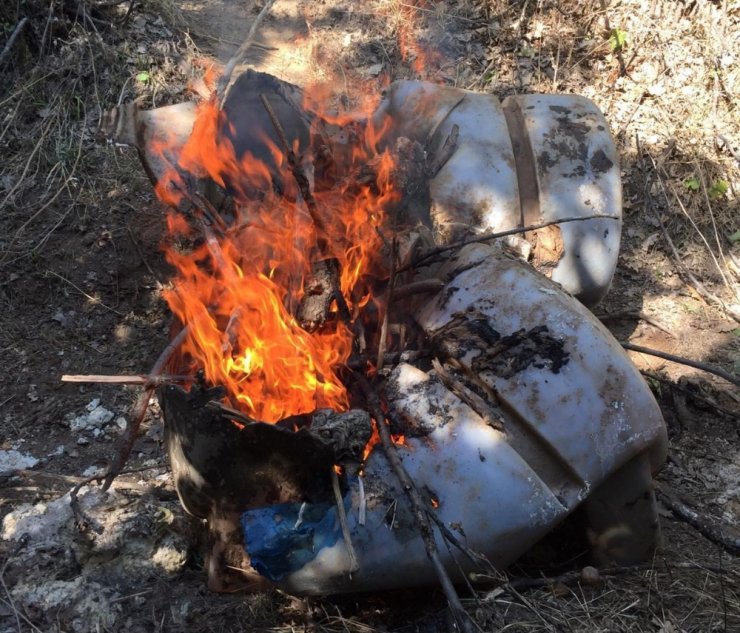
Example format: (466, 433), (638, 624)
(81, 464), (105, 477)
(0, 449), (39, 473)
(1, 480), (190, 633)
(70, 398), (115, 432)
(10, 577), (121, 633)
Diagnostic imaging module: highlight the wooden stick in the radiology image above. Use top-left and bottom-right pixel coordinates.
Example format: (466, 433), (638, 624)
(259, 93), (352, 321)
(656, 483), (740, 556)
(0, 18), (29, 67)
(376, 238), (397, 372)
(216, 0), (277, 104)
(401, 214), (619, 272)
(102, 326), (190, 491)
(639, 370), (738, 420)
(331, 468), (360, 574)
(356, 375), (474, 633)
(621, 342), (740, 387)
(258, 93), (326, 234)
(61, 374), (194, 386)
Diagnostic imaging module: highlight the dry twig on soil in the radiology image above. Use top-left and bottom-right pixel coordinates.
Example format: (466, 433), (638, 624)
(621, 342), (740, 388)
(656, 483), (740, 556)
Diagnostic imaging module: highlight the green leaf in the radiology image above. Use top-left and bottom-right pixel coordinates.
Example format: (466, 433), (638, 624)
(729, 230), (740, 244)
(609, 28), (627, 52)
(708, 179), (729, 199)
(483, 69), (497, 83)
(135, 71), (150, 83)
(732, 327), (740, 337)
(684, 177), (700, 191)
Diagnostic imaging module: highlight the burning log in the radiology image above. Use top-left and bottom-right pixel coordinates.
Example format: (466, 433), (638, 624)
(92, 69), (666, 606)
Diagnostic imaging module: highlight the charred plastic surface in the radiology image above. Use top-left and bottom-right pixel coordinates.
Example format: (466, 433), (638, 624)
(219, 69), (316, 200)
(159, 385), (338, 517)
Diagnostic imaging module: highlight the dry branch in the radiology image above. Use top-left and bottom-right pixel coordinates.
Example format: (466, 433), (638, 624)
(376, 239), (397, 372)
(216, 0), (277, 104)
(656, 483), (740, 556)
(102, 325), (190, 491)
(621, 342), (740, 388)
(259, 93), (351, 322)
(0, 17), (29, 68)
(356, 375), (474, 633)
(331, 468), (359, 574)
(61, 374), (194, 386)
(403, 214), (619, 272)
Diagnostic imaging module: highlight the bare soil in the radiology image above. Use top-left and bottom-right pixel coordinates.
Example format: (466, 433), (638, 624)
(1, 1), (738, 632)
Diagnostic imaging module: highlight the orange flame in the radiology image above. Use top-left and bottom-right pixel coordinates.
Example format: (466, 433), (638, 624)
(154, 86), (396, 423)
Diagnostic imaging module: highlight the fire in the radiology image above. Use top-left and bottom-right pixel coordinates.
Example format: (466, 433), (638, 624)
(153, 84), (396, 423)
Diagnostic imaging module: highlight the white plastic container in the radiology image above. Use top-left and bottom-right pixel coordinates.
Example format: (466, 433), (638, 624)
(240, 244), (667, 595)
(372, 81), (622, 306)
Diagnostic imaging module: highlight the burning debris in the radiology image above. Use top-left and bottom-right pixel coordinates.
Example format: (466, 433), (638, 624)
(85, 65), (666, 620)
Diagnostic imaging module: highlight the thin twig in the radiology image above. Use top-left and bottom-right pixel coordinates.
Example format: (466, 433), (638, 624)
(102, 326), (190, 491)
(596, 310), (675, 337)
(61, 374), (194, 386)
(376, 239), (397, 372)
(621, 342), (739, 387)
(401, 214), (618, 272)
(0, 17), (29, 67)
(216, 0), (277, 104)
(45, 270), (126, 316)
(639, 370), (738, 420)
(477, 560), (735, 592)
(356, 375), (474, 633)
(331, 468), (359, 573)
(258, 93), (325, 232)
(659, 166), (731, 294)
(656, 483), (740, 556)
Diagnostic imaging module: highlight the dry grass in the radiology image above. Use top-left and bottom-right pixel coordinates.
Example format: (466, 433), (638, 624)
(477, 0), (739, 303)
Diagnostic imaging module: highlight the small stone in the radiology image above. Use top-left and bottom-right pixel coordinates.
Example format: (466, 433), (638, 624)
(581, 566), (600, 584)
(363, 63), (384, 77)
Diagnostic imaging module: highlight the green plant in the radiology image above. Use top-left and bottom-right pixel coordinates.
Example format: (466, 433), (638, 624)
(135, 71), (151, 84)
(684, 177), (700, 191)
(609, 28), (627, 51)
(708, 179), (729, 199)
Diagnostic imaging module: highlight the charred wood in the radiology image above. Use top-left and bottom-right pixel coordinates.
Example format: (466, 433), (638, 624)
(297, 258), (350, 331)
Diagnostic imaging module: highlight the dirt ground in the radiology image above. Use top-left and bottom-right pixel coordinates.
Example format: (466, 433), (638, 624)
(1, 1), (738, 631)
